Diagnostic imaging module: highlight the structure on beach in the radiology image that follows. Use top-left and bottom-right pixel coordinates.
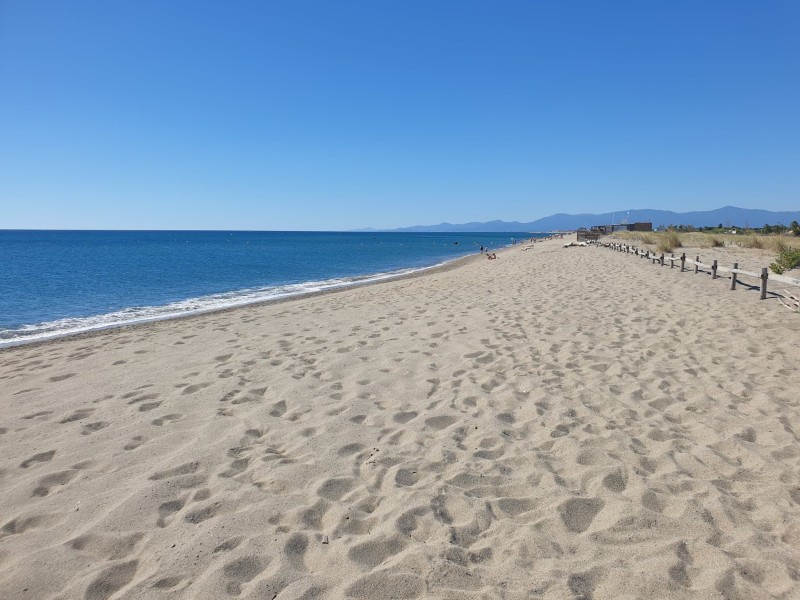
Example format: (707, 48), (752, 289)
(590, 222), (653, 234)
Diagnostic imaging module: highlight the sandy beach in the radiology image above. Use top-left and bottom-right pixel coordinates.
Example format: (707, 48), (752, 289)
(1, 236), (799, 599)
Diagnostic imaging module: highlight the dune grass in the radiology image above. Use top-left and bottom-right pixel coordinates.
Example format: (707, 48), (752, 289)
(610, 231), (800, 255)
(656, 232), (682, 253)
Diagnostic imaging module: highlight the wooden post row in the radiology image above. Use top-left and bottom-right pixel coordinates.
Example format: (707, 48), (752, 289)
(604, 244), (772, 302)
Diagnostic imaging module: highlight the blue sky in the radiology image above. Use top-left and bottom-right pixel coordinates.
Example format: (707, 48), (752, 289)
(1, 1), (798, 230)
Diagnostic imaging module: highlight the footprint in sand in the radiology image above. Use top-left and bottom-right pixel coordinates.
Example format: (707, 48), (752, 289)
(49, 373), (76, 382)
(125, 392), (159, 405)
(299, 499), (330, 530)
(284, 533), (308, 571)
(317, 477), (356, 501)
(153, 576), (183, 590)
(1, 513), (64, 539)
(182, 382), (212, 395)
(193, 488), (212, 502)
(395, 468), (420, 487)
(338, 443), (364, 456)
(23, 411), (53, 420)
(84, 560), (138, 600)
(213, 537), (244, 554)
(20, 450), (56, 468)
(219, 457), (250, 478)
(558, 497), (604, 533)
(82, 421), (110, 435)
(269, 400), (287, 417)
(149, 462), (200, 481)
(60, 408), (94, 423)
(152, 413), (182, 426)
(602, 471), (627, 493)
(184, 502), (222, 524)
(124, 436), (146, 451)
(346, 573), (423, 599)
(425, 415), (458, 431)
(68, 532), (144, 560)
(222, 555), (269, 595)
(32, 469), (78, 497)
(157, 498), (187, 527)
(347, 535), (406, 570)
(497, 497), (536, 517)
(393, 411), (418, 424)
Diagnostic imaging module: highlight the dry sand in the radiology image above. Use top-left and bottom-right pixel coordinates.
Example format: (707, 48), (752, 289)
(1, 236), (799, 599)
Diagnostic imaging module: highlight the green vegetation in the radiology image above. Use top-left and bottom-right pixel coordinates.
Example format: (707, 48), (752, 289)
(770, 246), (800, 275)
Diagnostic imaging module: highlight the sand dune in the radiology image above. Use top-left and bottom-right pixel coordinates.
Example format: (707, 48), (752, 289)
(1, 237), (799, 599)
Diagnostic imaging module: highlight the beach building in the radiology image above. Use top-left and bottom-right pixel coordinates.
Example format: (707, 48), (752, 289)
(590, 222), (653, 234)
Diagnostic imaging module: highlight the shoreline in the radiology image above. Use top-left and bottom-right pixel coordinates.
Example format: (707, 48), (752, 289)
(0, 249), (490, 352)
(3, 234), (559, 351)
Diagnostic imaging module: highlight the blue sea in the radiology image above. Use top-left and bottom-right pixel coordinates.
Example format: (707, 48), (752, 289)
(0, 230), (546, 346)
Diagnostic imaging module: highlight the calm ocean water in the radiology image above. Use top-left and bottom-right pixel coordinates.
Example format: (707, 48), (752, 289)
(0, 230), (546, 346)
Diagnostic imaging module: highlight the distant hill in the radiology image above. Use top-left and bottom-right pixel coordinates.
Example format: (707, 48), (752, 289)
(366, 207), (800, 232)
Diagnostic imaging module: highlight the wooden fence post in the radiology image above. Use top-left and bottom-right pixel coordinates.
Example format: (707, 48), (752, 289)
(660, 254), (664, 267)
(694, 256), (699, 274)
(680, 253), (686, 272)
(761, 268), (768, 300)
(712, 260), (718, 279)
(730, 263), (738, 290)
(670, 255), (674, 268)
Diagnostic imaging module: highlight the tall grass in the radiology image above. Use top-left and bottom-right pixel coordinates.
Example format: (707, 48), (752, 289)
(765, 238), (788, 253)
(657, 232), (682, 253)
(638, 233), (655, 245)
(609, 230), (800, 254)
(739, 235), (764, 249)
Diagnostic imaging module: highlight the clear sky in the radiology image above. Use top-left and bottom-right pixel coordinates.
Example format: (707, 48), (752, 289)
(1, 1), (798, 230)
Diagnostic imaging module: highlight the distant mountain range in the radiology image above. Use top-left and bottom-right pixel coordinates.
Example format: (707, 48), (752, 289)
(360, 206), (800, 232)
